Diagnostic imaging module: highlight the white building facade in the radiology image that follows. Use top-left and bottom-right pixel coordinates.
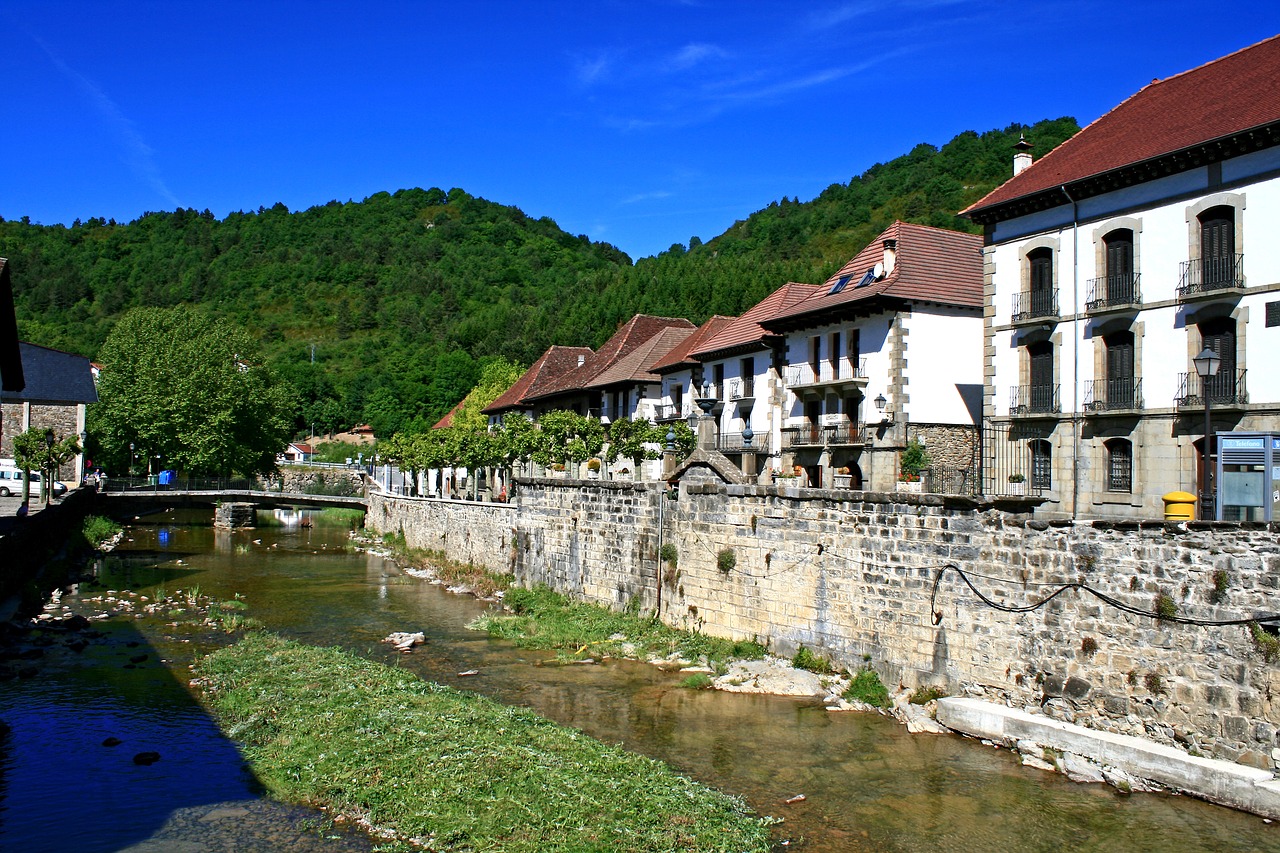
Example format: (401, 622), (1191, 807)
(965, 36), (1280, 519)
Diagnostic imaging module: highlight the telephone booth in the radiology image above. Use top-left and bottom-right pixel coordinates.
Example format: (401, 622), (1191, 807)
(1215, 432), (1280, 522)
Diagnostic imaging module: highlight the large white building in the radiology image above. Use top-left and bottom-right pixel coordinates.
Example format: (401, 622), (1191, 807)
(963, 35), (1280, 519)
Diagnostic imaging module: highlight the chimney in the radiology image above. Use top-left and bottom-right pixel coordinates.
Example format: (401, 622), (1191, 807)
(1013, 134), (1033, 176)
(882, 239), (897, 276)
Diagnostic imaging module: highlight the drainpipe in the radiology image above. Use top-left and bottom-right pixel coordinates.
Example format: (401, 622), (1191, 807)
(655, 487), (665, 618)
(1061, 185), (1081, 520)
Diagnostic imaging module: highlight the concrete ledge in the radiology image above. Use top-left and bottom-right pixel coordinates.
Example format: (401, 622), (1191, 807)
(937, 697), (1280, 819)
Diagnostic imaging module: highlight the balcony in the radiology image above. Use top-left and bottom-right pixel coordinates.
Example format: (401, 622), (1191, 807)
(1083, 378), (1143, 414)
(1009, 384), (1060, 416)
(727, 377), (756, 411)
(1085, 274), (1141, 313)
(654, 404), (686, 422)
(781, 422), (869, 450)
(1011, 289), (1059, 324)
(1175, 369), (1248, 409)
(1177, 254), (1244, 300)
(717, 431), (772, 455)
(784, 359), (868, 397)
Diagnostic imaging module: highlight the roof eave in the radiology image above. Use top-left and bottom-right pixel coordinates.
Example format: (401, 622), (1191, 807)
(964, 119), (1280, 225)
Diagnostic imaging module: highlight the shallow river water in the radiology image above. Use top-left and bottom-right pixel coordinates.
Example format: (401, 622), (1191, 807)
(2, 508), (1278, 852)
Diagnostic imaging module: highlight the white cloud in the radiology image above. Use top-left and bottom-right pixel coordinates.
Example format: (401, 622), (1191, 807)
(30, 33), (181, 209)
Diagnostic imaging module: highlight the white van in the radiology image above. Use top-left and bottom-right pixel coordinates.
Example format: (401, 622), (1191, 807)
(0, 467), (69, 498)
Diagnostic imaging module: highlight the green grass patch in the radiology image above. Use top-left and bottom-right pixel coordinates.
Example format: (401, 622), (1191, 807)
(791, 645), (834, 674)
(315, 507), (366, 527)
(842, 668), (891, 708)
(908, 685), (948, 705)
(680, 673), (714, 690)
(373, 535), (513, 599)
(81, 515), (123, 550)
(472, 584), (767, 667)
(195, 634), (774, 852)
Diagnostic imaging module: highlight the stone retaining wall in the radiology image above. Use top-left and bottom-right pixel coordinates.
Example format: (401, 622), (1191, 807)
(367, 479), (1280, 773)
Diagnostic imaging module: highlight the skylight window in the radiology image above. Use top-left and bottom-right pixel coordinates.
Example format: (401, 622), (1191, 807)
(828, 275), (852, 295)
(855, 268), (876, 288)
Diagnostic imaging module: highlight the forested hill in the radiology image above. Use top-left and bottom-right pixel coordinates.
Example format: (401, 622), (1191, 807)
(0, 117), (1078, 436)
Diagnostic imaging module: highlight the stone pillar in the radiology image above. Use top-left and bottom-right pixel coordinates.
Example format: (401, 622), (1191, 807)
(214, 503), (256, 529)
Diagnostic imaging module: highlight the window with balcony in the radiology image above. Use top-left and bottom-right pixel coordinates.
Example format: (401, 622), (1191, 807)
(1105, 438), (1133, 493)
(1029, 341), (1054, 412)
(1200, 317), (1239, 403)
(1029, 248), (1054, 317)
(1180, 205), (1243, 297)
(1104, 331), (1136, 408)
(1101, 229), (1137, 306)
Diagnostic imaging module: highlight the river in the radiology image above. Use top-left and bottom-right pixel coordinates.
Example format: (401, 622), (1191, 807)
(1, 507), (1277, 852)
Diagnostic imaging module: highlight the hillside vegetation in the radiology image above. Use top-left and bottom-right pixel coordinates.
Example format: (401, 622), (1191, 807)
(1, 117), (1077, 436)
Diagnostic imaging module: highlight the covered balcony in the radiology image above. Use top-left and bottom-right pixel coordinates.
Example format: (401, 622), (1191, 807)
(780, 422), (869, 450)
(784, 358), (867, 398)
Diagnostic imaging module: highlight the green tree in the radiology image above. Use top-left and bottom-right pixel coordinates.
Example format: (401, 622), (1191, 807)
(12, 428), (81, 505)
(89, 306), (296, 476)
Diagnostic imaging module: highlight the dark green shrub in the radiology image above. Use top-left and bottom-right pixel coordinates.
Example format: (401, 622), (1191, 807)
(680, 673), (713, 690)
(1209, 570), (1230, 604)
(908, 685), (948, 704)
(659, 543), (678, 568)
(1250, 622), (1280, 663)
(716, 547), (736, 575)
(1143, 672), (1165, 695)
(792, 645), (834, 674)
(1153, 592), (1178, 624)
(843, 669), (891, 708)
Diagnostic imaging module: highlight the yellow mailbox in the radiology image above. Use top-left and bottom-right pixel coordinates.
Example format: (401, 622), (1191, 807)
(1162, 491), (1197, 521)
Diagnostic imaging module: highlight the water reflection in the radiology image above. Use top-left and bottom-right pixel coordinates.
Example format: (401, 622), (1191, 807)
(7, 508), (1277, 852)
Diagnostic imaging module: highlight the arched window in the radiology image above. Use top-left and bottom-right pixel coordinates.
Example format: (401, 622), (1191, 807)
(1104, 330), (1135, 408)
(1030, 439), (1052, 490)
(1199, 317), (1238, 403)
(1028, 248), (1054, 316)
(1103, 229), (1135, 304)
(1105, 438), (1133, 493)
(1198, 206), (1237, 287)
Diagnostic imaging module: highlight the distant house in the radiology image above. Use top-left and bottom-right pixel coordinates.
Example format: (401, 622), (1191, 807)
(280, 442), (313, 463)
(962, 34), (1280, 519)
(482, 346), (594, 426)
(0, 341), (98, 483)
(760, 222), (984, 491)
(0, 260), (25, 452)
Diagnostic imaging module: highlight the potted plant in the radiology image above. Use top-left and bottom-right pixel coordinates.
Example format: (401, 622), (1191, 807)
(1007, 473), (1026, 494)
(586, 458), (601, 479)
(833, 466), (853, 489)
(896, 438), (929, 493)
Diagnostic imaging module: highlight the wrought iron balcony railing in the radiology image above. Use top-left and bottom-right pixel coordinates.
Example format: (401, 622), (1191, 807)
(784, 359), (867, 388)
(1084, 274), (1141, 312)
(654, 404), (686, 422)
(1175, 369), (1248, 408)
(716, 431), (772, 454)
(1083, 378), (1143, 412)
(727, 377), (755, 400)
(1177, 254), (1244, 299)
(1011, 289), (1059, 323)
(1009, 384), (1061, 416)
(780, 423), (869, 449)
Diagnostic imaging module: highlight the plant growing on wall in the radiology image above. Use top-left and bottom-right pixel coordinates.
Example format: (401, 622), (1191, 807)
(716, 547), (736, 575)
(899, 438), (929, 482)
(1209, 569), (1230, 604)
(1153, 591), (1178, 624)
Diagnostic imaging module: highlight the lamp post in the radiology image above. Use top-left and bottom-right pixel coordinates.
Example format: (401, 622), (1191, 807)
(1193, 346), (1221, 520)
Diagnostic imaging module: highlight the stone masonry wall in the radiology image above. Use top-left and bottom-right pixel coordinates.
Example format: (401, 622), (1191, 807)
(367, 490), (515, 570)
(369, 479), (1280, 770)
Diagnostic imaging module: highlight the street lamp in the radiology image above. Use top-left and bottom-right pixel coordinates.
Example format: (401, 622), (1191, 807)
(874, 393), (893, 424)
(1193, 346), (1221, 520)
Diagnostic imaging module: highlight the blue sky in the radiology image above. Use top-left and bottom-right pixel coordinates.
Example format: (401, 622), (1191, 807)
(2, 2), (1276, 260)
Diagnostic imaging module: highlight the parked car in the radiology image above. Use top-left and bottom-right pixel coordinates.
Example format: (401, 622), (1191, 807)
(0, 467), (70, 497)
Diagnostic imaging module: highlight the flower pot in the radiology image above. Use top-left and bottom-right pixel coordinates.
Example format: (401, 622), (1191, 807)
(895, 480), (923, 494)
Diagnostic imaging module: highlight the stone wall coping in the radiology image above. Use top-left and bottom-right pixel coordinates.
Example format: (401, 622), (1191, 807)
(513, 476), (652, 493)
(371, 491), (516, 510)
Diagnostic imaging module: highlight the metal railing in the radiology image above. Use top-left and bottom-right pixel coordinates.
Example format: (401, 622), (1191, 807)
(1083, 378), (1143, 412)
(922, 466), (979, 497)
(780, 423), (869, 449)
(1177, 254), (1244, 299)
(1011, 289), (1059, 322)
(1175, 369), (1248, 408)
(727, 377), (755, 400)
(654, 404), (686, 421)
(716, 431), (772, 454)
(1009, 384), (1061, 415)
(784, 358), (867, 387)
(1084, 274), (1141, 311)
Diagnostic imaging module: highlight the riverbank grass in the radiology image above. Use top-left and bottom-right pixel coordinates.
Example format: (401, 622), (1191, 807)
(471, 584), (766, 668)
(196, 633), (774, 852)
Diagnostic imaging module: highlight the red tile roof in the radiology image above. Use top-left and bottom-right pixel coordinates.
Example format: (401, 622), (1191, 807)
(482, 345), (594, 414)
(433, 398), (467, 429)
(584, 325), (694, 389)
(765, 222), (982, 329)
(523, 315), (694, 402)
(648, 315), (737, 372)
(692, 283), (821, 358)
(964, 34), (1280, 219)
